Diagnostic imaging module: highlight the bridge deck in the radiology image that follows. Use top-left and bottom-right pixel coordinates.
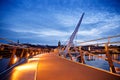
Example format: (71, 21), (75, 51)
(36, 53), (120, 80)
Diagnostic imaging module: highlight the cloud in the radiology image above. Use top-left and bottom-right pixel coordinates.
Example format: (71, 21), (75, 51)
(39, 29), (69, 36)
(83, 12), (120, 24)
(54, 11), (120, 31)
(54, 11), (120, 37)
(78, 21), (120, 37)
(10, 28), (70, 37)
(55, 13), (78, 27)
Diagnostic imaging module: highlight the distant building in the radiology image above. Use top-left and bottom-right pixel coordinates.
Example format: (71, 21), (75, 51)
(58, 40), (61, 48)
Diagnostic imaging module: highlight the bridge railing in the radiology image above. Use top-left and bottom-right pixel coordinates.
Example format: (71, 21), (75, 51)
(77, 34), (120, 73)
(0, 38), (43, 75)
(58, 34), (120, 74)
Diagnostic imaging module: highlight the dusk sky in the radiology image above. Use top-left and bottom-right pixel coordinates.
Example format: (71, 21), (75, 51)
(0, 0), (120, 45)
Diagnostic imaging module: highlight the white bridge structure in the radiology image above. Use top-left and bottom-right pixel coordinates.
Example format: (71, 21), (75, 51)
(61, 13), (84, 56)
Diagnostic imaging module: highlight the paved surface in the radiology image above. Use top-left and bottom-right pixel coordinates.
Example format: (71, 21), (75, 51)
(36, 53), (120, 80)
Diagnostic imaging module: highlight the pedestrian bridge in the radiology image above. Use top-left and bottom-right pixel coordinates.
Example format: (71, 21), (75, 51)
(0, 13), (120, 80)
(0, 35), (120, 80)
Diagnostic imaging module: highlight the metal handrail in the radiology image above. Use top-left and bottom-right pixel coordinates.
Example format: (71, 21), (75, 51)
(78, 34), (120, 44)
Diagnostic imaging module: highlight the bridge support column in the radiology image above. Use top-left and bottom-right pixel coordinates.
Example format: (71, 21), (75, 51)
(105, 43), (116, 73)
(8, 48), (16, 66)
(19, 49), (24, 61)
(25, 49), (29, 61)
(30, 49), (33, 57)
(67, 50), (73, 60)
(79, 46), (85, 64)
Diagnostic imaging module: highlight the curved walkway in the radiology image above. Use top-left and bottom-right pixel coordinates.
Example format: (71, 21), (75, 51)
(36, 53), (120, 80)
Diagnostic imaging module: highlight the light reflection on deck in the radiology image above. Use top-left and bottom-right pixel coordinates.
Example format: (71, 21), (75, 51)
(10, 55), (41, 80)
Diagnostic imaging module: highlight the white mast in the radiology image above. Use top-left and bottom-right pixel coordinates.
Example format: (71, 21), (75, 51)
(63, 13), (84, 55)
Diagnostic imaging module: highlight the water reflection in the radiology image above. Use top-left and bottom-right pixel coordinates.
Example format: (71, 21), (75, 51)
(85, 54), (120, 72)
(86, 55), (95, 61)
(85, 54), (120, 61)
(0, 56), (2, 59)
(112, 54), (120, 61)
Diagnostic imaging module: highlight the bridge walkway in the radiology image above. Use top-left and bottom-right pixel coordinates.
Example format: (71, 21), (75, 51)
(36, 53), (120, 80)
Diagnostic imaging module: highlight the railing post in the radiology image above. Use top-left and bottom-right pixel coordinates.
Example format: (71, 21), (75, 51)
(8, 48), (16, 66)
(68, 49), (73, 60)
(19, 48), (24, 61)
(29, 49), (33, 57)
(79, 46), (85, 64)
(105, 43), (116, 73)
(0, 45), (4, 51)
(25, 48), (29, 60)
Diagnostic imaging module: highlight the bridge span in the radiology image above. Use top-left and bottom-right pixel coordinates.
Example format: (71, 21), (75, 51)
(0, 12), (120, 80)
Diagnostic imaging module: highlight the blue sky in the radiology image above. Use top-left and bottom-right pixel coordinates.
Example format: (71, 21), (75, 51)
(0, 0), (120, 45)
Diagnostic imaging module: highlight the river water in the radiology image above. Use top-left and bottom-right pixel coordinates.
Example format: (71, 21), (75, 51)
(67, 53), (120, 73)
(85, 54), (120, 71)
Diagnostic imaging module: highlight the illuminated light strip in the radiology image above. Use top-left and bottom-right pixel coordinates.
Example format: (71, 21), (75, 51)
(15, 62), (37, 70)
